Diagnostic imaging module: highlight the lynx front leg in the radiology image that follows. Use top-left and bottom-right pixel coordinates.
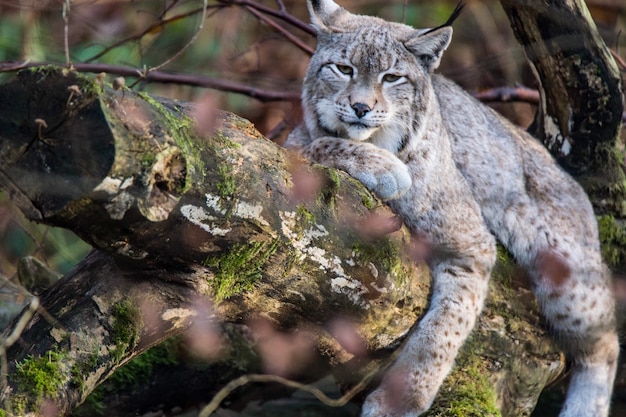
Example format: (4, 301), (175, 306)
(361, 216), (496, 417)
(302, 137), (412, 201)
(362, 255), (494, 416)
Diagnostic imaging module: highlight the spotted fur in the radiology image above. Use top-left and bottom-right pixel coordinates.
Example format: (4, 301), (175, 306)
(284, 1), (619, 416)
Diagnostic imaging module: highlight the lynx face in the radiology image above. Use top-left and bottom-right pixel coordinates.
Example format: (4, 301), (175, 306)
(303, 18), (451, 153)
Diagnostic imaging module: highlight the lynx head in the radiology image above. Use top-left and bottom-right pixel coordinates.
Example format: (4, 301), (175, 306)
(303, 0), (456, 152)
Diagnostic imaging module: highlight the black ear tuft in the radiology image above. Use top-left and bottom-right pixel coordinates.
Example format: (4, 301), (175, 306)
(310, 0), (322, 13)
(422, 1), (464, 36)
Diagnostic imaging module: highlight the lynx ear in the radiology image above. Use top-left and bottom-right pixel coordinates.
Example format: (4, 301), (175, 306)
(404, 27), (453, 72)
(307, 0), (344, 33)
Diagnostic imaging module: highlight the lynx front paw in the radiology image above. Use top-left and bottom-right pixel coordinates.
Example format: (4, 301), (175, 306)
(353, 162), (411, 201)
(361, 385), (425, 417)
(302, 137), (412, 200)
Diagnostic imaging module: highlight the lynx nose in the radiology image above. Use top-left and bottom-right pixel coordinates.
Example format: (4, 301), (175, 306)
(351, 102), (371, 118)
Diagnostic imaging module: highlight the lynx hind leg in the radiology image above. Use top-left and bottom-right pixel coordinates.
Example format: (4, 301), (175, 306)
(498, 191), (619, 417)
(301, 137), (412, 201)
(533, 253), (618, 417)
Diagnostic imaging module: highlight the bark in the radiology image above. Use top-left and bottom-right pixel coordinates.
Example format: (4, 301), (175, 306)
(0, 68), (564, 417)
(499, 0), (625, 214)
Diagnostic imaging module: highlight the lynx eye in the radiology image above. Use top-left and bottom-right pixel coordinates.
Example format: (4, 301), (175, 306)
(382, 73), (402, 83)
(335, 64), (354, 76)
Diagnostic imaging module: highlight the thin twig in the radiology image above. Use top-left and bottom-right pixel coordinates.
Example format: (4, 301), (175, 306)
(148, 0), (208, 73)
(219, 0), (315, 36)
(0, 296), (40, 409)
(85, 3), (211, 63)
(63, 0), (71, 66)
(402, 0), (408, 24)
(275, 0), (287, 13)
(198, 363), (384, 417)
(472, 85), (540, 104)
(0, 61), (301, 102)
(244, 5), (314, 55)
(610, 49), (626, 72)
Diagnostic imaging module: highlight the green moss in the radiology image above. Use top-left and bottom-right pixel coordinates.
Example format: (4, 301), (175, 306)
(205, 239), (279, 302)
(597, 214), (626, 268)
(107, 338), (178, 389)
(424, 342), (500, 417)
(353, 239), (409, 286)
(75, 337), (181, 416)
(214, 130), (242, 149)
(110, 300), (142, 364)
(356, 184), (377, 210)
(140, 152), (156, 168)
(0, 408), (6, 417)
(70, 363), (84, 392)
(25, 66), (104, 99)
(296, 204), (315, 224)
(216, 163), (236, 199)
(70, 345), (99, 394)
(137, 91), (198, 186)
(492, 244), (517, 290)
(316, 165), (341, 211)
(12, 349), (68, 410)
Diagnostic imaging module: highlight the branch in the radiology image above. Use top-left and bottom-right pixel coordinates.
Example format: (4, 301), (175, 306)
(243, 5), (314, 55)
(219, 0), (315, 36)
(84, 3), (210, 63)
(472, 85), (539, 104)
(0, 61), (300, 102)
(473, 86), (626, 124)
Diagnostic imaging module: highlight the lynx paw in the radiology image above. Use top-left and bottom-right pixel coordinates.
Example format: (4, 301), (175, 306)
(361, 386), (424, 417)
(353, 162), (411, 201)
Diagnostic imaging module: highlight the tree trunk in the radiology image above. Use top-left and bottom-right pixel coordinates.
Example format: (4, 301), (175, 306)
(500, 0), (625, 214)
(0, 68), (563, 417)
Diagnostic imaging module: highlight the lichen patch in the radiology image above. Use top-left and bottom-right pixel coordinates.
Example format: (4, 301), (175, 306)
(94, 176), (136, 220)
(279, 210), (368, 308)
(234, 200), (270, 227)
(162, 308), (197, 328)
(180, 204), (231, 236)
(330, 276), (369, 308)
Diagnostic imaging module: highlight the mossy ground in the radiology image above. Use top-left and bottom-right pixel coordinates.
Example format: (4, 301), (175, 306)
(316, 165), (341, 212)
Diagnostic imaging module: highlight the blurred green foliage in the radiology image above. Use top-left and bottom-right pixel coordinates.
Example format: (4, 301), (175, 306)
(0, 193), (90, 279)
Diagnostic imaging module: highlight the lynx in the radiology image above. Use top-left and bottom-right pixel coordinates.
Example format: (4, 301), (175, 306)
(284, 0), (619, 416)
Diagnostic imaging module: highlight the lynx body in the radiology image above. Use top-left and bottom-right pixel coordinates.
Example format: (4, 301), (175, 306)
(284, 1), (619, 416)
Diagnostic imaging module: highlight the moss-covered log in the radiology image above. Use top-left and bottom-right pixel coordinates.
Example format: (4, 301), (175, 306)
(0, 68), (566, 416)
